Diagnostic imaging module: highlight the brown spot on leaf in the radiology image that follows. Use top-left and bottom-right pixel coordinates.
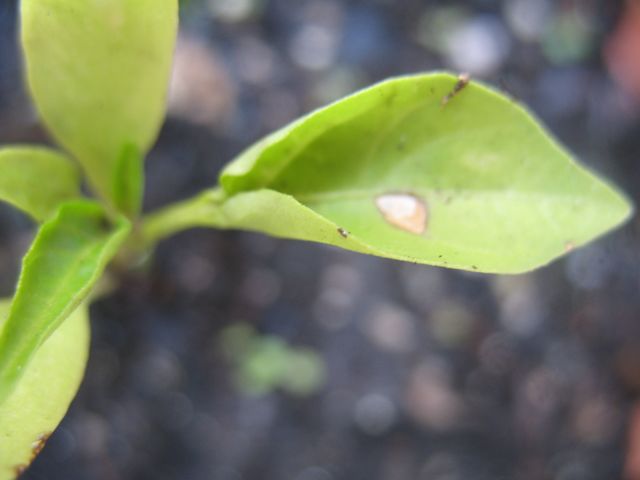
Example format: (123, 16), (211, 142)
(31, 433), (51, 458)
(441, 73), (471, 107)
(98, 216), (112, 232)
(13, 465), (27, 477)
(375, 193), (428, 235)
(337, 227), (349, 238)
(13, 433), (52, 477)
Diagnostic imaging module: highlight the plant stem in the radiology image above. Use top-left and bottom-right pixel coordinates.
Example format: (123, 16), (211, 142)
(137, 187), (229, 251)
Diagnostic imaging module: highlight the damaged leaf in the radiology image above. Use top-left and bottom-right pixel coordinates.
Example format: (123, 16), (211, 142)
(0, 301), (89, 480)
(146, 72), (631, 273)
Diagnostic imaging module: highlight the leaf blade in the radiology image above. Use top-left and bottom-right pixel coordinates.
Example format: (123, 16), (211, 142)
(215, 72), (631, 273)
(21, 0), (178, 207)
(0, 201), (129, 403)
(0, 146), (80, 222)
(0, 301), (89, 480)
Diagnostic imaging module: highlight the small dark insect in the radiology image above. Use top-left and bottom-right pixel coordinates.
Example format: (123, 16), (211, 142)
(337, 227), (349, 238)
(441, 73), (470, 107)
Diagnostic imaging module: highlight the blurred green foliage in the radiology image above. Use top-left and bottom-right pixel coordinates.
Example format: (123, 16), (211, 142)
(220, 324), (326, 397)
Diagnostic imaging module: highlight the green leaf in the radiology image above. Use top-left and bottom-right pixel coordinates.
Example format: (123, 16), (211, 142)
(0, 300), (89, 480)
(0, 201), (129, 404)
(0, 146), (80, 222)
(149, 72), (629, 273)
(21, 0), (178, 209)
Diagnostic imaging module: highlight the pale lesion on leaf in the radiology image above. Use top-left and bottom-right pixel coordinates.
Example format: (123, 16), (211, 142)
(375, 192), (429, 235)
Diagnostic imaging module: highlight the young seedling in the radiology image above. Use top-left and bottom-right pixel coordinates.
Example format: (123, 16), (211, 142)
(0, 1), (632, 477)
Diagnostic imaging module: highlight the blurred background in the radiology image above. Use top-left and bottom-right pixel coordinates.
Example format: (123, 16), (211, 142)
(2, 0), (640, 479)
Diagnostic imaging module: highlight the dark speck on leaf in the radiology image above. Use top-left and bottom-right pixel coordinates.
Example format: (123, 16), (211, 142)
(337, 227), (349, 238)
(98, 216), (111, 231)
(441, 73), (470, 107)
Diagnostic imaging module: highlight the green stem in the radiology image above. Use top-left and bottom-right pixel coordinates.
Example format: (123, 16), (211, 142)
(111, 187), (229, 271)
(138, 187), (229, 251)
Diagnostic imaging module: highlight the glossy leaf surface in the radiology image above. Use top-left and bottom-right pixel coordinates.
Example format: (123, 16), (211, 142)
(0, 301), (89, 480)
(211, 73), (630, 273)
(21, 0), (178, 208)
(0, 201), (129, 403)
(0, 147), (80, 222)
